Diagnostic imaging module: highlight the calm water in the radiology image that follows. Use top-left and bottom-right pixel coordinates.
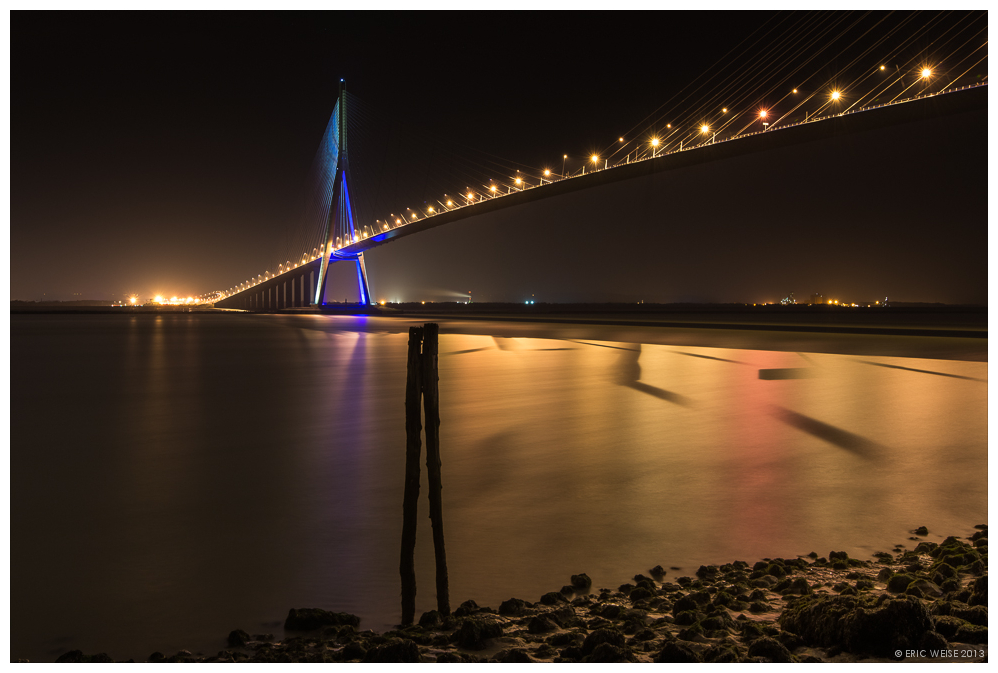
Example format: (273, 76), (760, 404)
(11, 313), (987, 661)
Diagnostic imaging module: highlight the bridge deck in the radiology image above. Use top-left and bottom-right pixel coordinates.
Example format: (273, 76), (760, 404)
(337, 84), (985, 256)
(215, 84), (985, 308)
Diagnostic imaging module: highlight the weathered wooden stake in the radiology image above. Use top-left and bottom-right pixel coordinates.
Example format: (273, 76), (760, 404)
(399, 326), (423, 625)
(421, 323), (451, 616)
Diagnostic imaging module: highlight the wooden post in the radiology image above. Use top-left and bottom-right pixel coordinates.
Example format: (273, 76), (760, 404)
(421, 323), (450, 616)
(399, 326), (423, 625)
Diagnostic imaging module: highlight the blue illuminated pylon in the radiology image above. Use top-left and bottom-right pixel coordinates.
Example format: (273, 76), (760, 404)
(314, 79), (372, 306)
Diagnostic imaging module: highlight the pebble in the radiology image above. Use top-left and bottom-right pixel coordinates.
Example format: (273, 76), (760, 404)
(57, 526), (988, 663)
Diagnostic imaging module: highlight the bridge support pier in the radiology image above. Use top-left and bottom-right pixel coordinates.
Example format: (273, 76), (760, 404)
(356, 252), (371, 305)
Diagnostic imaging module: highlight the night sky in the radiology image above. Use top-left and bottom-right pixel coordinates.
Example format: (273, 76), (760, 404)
(13, 10), (988, 304)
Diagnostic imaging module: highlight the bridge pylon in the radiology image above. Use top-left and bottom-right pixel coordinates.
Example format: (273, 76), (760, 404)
(314, 79), (372, 306)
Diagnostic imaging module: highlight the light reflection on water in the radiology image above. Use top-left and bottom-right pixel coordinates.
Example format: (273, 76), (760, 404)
(10, 314), (987, 662)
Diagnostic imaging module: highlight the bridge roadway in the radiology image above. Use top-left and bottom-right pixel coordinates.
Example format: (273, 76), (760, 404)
(214, 256), (324, 310)
(214, 84), (985, 311)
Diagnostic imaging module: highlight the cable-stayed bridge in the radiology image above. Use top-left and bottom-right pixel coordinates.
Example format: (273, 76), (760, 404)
(211, 14), (986, 310)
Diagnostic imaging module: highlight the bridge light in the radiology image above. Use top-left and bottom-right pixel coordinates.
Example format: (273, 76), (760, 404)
(921, 68), (931, 79)
(396, 218), (401, 224)
(619, 137), (624, 142)
(590, 154), (598, 163)
(544, 169), (550, 176)
(759, 110), (768, 119)
(793, 88), (798, 93)
(722, 108), (727, 113)
(880, 65), (886, 71)
(831, 90), (840, 100)
(428, 206), (434, 212)
(701, 125), (709, 134)
(447, 200), (452, 206)
(667, 123), (671, 128)
(490, 185), (496, 192)
(651, 138), (659, 146)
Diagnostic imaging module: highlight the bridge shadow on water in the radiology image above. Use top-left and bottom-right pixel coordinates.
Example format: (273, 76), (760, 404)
(769, 405), (882, 461)
(856, 360), (986, 382)
(614, 344), (695, 408)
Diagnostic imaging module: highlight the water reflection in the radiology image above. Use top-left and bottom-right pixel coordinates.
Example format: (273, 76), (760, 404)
(10, 314), (987, 662)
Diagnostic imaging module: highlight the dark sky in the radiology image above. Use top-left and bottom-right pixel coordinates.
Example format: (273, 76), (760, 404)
(13, 10), (987, 303)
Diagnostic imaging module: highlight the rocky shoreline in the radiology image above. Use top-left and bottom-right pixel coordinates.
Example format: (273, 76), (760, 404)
(49, 526), (987, 663)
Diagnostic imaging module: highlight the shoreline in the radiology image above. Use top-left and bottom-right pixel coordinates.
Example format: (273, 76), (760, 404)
(11, 309), (988, 362)
(43, 525), (987, 663)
